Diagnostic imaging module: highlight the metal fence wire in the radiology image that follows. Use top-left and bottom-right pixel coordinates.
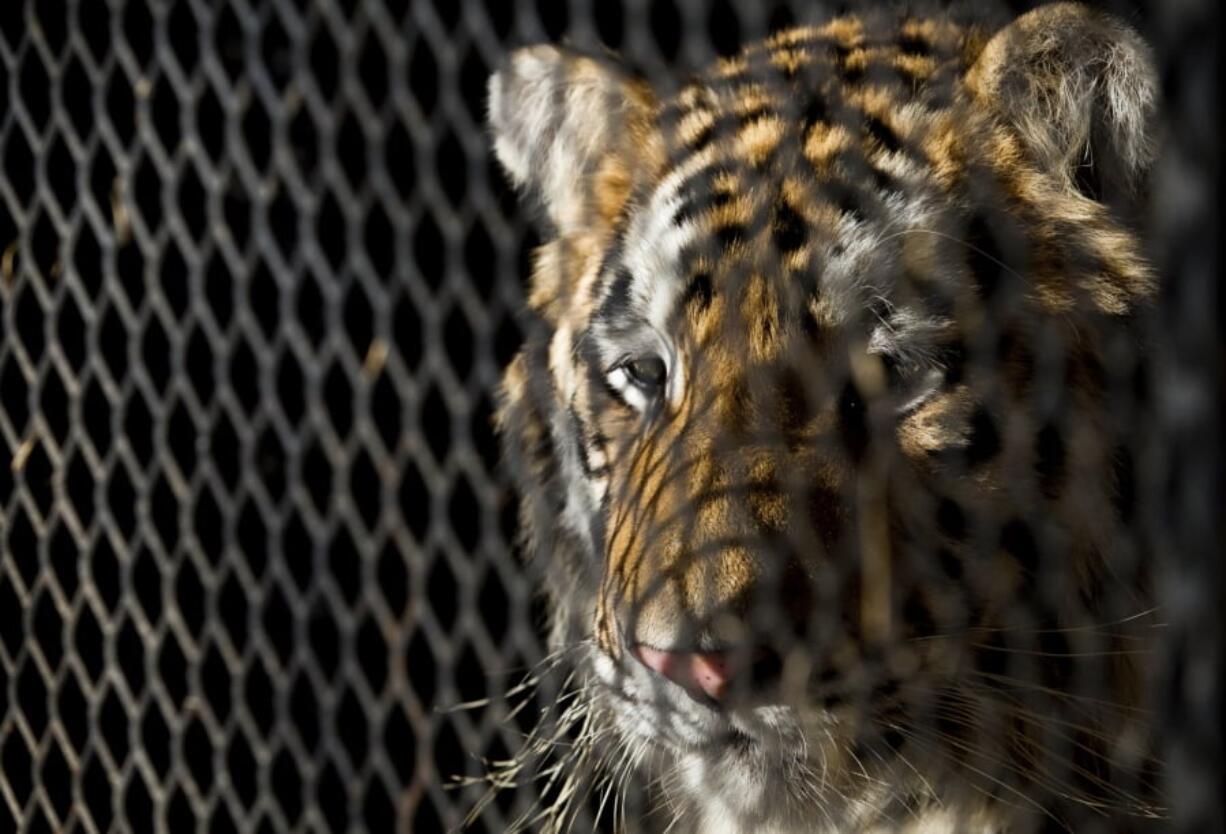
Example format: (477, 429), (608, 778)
(0, 1), (1218, 833)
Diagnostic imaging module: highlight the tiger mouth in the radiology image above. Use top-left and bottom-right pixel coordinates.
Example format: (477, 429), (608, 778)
(604, 658), (811, 750)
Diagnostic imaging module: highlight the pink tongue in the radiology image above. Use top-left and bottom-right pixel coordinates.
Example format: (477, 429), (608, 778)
(632, 645), (732, 700)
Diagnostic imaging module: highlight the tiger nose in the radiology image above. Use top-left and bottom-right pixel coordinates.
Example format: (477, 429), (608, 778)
(631, 645), (733, 701)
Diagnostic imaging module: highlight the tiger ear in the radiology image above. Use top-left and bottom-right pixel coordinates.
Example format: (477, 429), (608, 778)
(967, 3), (1158, 207)
(488, 45), (658, 235)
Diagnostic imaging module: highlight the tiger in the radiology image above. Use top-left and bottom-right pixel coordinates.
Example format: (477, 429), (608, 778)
(483, 4), (1163, 832)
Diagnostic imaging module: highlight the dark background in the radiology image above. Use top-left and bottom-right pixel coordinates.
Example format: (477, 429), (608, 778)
(0, 1), (1217, 832)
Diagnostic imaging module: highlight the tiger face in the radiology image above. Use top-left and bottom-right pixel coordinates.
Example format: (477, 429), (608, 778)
(488, 5), (1161, 832)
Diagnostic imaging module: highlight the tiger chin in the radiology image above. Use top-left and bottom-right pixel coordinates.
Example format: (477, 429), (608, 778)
(483, 4), (1164, 833)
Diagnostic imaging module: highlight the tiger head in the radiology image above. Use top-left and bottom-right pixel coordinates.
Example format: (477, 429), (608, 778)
(487, 4), (1161, 831)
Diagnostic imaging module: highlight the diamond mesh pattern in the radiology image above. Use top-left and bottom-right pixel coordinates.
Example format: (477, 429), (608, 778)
(0, 1), (1218, 833)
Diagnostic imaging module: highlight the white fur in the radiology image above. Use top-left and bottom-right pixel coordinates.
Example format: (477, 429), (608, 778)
(594, 151), (712, 412)
(489, 46), (644, 233)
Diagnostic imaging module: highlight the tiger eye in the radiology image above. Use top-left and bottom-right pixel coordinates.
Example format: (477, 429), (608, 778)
(625, 356), (667, 389)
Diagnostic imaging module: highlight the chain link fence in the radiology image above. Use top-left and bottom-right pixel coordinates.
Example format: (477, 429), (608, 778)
(0, 1), (1218, 833)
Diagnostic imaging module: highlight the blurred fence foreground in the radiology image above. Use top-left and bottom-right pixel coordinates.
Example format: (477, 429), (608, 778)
(0, 2), (1220, 833)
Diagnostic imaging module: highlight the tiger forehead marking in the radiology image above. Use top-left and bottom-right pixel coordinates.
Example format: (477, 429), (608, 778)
(588, 24), (979, 393)
(488, 5), (1160, 833)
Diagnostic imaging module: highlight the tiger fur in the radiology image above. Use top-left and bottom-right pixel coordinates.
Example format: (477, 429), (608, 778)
(485, 4), (1162, 832)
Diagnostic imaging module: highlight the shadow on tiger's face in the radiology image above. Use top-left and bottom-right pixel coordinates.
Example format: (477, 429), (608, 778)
(489, 5), (1161, 832)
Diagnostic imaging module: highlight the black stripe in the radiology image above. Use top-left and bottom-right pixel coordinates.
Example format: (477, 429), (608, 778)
(596, 267), (636, 328)
(897, 33), (933, 56)
(772, 200), (808, 253)
(865, 115), (902, 154)
(683, 271), (714, 311)
(568, 402), (598, 477)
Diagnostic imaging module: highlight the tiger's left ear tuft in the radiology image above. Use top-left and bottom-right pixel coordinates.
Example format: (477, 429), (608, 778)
(488, 46), (657, 235)
(968, 3), (1158, 204)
